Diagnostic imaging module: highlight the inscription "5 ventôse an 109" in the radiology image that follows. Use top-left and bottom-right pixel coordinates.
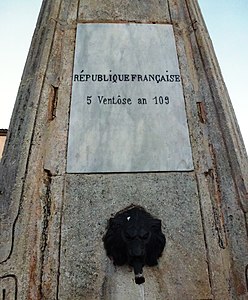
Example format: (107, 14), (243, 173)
(85, 95), (170, 105)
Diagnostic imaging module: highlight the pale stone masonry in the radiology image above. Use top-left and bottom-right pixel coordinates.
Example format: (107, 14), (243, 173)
(0, 1), (247, 299)
(0, 129), (7, 160)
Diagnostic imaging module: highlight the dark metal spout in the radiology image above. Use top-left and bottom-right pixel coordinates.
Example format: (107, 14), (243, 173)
(132, 259), (145, 284)
(135, 273), (145, 284)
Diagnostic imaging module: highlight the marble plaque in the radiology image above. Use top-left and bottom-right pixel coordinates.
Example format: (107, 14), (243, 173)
(67, 24), (193, 173)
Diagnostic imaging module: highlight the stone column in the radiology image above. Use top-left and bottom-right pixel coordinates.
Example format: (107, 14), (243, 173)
(0, 0), (247, 299)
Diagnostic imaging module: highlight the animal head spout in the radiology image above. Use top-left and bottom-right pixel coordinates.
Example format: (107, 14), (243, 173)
(103, 205), (166, 284)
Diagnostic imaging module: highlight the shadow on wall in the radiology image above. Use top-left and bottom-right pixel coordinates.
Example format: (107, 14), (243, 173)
(0, 129), (8, 160)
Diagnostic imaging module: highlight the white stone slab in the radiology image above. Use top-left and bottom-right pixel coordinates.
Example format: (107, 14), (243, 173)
(67, 24), (193, 173)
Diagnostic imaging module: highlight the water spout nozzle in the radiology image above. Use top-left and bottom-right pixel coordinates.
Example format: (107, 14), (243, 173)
(135, 273), (145, 284)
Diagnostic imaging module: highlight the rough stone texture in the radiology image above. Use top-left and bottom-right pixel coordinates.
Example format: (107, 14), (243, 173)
(0, 0), (247, 299)
(59, 173), (211, 299)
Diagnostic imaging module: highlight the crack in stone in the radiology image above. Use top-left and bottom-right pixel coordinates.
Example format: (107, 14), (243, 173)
(39, 168), (52, 298)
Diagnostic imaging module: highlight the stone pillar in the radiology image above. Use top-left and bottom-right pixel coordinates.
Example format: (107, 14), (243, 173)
(0, 0), (247, 299)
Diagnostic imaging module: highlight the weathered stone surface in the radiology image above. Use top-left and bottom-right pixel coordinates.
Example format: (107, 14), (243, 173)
(0, 0), (63, 263)
(0, 0), (247, 299)
(78, 0), (170, 23)
(59, 173), (211, 299)
(0, 275), (17, 299)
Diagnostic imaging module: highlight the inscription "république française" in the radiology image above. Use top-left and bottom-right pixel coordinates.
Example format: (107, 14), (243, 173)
(73, 70), (181, 84)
